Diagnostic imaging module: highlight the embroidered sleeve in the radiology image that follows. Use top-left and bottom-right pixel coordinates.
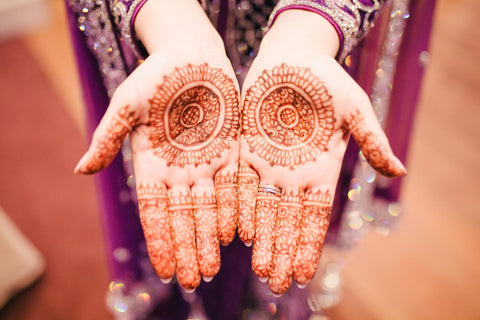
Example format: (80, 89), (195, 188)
(108, 0), (149, 55)
(268, 0), (387, 62)
(67, 0), (128, 97)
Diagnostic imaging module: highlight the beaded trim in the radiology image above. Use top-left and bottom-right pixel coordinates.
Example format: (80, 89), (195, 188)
(109, 0), (146, 57)
(67, 0), (127, 97)
(268, 0), (383, 62)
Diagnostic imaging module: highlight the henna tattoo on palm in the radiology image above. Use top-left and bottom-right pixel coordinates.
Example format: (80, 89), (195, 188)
(242, 63), (336, 170)
(148, 63), (239, 167)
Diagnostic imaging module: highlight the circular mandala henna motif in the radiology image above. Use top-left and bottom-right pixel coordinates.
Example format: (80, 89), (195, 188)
(148, 64), (239, 167)
(243, 64), (336, 168)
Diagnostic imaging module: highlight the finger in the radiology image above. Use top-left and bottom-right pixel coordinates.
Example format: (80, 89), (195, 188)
(251, 184), (280, 279)
(137, 182), (176, 282)
(214, 166), (238, 246)
(237, 161), (259, 245)
(345, 94), (406, 177)
(137, 182), (175, 281)
(192, 182), (221, 280)
(168, 186), (201, 290)
(268, 187), (303, 295)
(293, 188), (332, 286)
(75, 104), (139, 174)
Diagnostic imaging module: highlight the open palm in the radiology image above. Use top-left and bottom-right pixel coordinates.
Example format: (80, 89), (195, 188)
(238, 55), (406, 295)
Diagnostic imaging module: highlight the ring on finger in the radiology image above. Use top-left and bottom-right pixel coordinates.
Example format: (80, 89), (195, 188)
(258, 183), (282, 196)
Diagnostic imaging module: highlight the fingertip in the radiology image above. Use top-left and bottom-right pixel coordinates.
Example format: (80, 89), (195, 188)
(74, 152), (91, 175)
(390, 156), (407, 177)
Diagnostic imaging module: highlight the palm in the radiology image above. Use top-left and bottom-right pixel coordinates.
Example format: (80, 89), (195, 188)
(75, 53), (241, 291)
(238, 58), (405, 295)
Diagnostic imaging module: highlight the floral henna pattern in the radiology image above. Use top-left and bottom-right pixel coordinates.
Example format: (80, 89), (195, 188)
(79, 105), (139, 174)
(242, 64), (336, 170)
(346, 109), (403, 177)
(268, 189), (303, 294)
(252, 191), (280, 279)
(148, 63), (239, 167)
(237, 162), (259, 244)
(137, 183), (176, 280)
(293, 190), (332, 285)
(192, 192), (221, 278)
(168, 190), (201, 290)
(215, 171), (238, 245)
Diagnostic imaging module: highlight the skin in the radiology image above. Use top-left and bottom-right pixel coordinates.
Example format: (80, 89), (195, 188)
(75, 0), (240, 291)
(238, 10), (406, 295)
(75, 3), (406, 295)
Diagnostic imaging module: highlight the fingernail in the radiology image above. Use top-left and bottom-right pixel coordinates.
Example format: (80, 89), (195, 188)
(183, 287), (196, 294)
(244, 241), (253, 247)
(296, 282), (308, 289)
(160, 277), (173, 284)
(393, 156), (407, 176)
(74, 152), (89, 174)
(203, 276), (213, 282)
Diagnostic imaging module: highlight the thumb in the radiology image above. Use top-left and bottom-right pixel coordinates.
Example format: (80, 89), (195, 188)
(74, 102), (139, 174)
(345, 90), (406, 178)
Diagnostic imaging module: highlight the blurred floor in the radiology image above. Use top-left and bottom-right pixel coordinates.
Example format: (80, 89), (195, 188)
(0, 0), (479, 319)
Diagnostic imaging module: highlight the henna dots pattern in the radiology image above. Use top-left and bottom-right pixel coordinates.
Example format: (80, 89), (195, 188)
(346, 108), (404, 177)
(242, 64), (336, 169)
(148, 63), (239, 167)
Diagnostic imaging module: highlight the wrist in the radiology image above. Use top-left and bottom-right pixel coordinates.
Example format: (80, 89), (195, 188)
(134, 0), (224, 54)
(262, 9), (340, 59)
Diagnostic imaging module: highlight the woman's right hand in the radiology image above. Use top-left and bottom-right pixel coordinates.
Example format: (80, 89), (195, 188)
(75, 0), (241, 291)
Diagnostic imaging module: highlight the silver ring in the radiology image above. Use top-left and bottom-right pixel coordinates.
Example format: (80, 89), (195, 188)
(258, 183), (282, 195)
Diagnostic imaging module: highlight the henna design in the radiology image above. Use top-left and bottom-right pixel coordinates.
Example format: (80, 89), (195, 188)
(268, 189), (303, 294)
(242, 64), (336, 170)
(168, 190), (201, 290)
(293, 190), (332, 285)
(79, 105), (138, 173)
(214, 171), (238, 245)
(137, 183), (176, 280)
(192, 192), (220, 278)
(251, 190), (280, 279)
(237, 162), (259, 244)
(346, 109), (403, 177)
(148, 63), (239, 167)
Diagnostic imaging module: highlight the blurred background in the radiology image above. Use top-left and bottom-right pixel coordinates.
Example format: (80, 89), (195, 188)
(0, 0), (478, 319)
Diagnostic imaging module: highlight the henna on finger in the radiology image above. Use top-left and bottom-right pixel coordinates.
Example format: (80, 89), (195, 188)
(346, 108), (406, 177)
(168, 188), (201, 290)
(237, 162), (259, 244)
(76, 105), (139, 174)
(148, 63), (239, 167)
(293, 189), (332, 285)
(268, 188), (303, 295)
(214, 170), (238, 245)
(252, 190), (280, 279)
(137, 182), (176, 281)
(242, 63), (336, 170)
(192, 191), (221, 279)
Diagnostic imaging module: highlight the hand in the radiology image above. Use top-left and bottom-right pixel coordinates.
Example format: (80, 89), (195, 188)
(75, 0), (241, 291)
(237, 10), (406, 295)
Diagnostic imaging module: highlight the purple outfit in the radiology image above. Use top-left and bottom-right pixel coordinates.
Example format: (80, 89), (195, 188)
(65, 0), (435, 318)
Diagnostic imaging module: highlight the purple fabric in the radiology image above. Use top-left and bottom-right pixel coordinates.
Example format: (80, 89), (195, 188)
(377, 0), (436, 200)
(66, 3), (145, 281)
(328, 0), (436, 239)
